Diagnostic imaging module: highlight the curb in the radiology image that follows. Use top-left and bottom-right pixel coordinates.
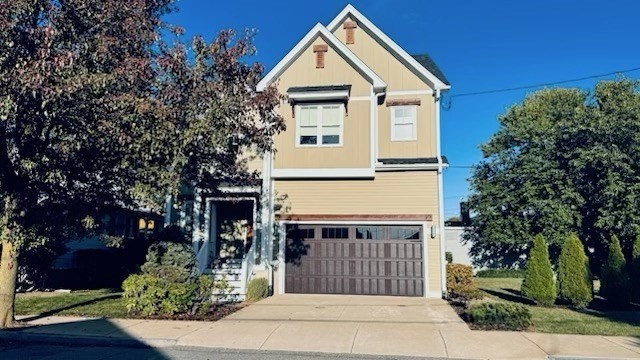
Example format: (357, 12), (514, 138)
(0, 330), (177, 348)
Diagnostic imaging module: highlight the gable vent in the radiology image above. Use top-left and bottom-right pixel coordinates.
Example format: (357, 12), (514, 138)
(344, 20), (357, 44)
(313, 44), (328, 68)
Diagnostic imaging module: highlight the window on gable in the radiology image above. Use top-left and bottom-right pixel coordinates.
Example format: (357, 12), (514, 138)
(297, 104), (343, 147)
(391, 106), (417, 141)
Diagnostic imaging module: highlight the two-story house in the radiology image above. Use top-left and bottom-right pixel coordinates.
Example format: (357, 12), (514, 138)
(186, 4), (449, 298)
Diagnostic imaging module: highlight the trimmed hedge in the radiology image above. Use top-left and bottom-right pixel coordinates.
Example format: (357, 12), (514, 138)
(446, 264), (474, 295)
(600, 235), (631, 306)
(521, 234), (556, 306)
(246, 277), (269, 302)
(476, 269), (525, 278)
(631, 234), (640, 302)
(467, 302), (532, 330)
(445, 251), (453, 264)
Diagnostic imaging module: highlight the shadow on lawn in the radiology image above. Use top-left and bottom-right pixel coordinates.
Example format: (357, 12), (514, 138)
(480, 287), (536, 305)
(19, 293), (121, 322)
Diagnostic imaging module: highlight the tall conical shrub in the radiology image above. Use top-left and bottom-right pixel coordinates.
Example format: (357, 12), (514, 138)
(522, 234), (556, 306)
(557, 233), (593, 308)
(632, 234), (640, 301)
(600, 235), (630, 306)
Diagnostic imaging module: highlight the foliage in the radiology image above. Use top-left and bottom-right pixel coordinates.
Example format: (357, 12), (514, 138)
(466, 79), (640, 270)
(246, 277), (270, 302)
(446, 264), (475, 296)
(450, 285), (485, 302)
(600, 235), (631, 306)
(467, 302), (532, 330)
(140, 241), (198, 283)
(557, 233), (592, 308)
(632, 234), (640, 301)
(0, 0), (284, 327)
(476, 268), (525, 278)
(122, 273), (217, 317)
(521, 234), (556, 306)
(445, 251), (453, 264)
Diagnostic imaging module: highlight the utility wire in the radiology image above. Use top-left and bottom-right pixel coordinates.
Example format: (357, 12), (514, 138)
(449, 65), (640, 98)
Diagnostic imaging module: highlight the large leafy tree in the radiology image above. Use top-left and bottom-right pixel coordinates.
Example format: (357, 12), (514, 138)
(466, 79), (640, 270)
(0, 0), (284, 328)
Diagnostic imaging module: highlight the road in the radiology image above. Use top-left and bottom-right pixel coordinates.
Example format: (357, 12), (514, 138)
(0, 342), (435, 360)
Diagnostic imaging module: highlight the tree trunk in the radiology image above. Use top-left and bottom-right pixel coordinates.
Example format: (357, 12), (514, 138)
(0, 238), (18, 328)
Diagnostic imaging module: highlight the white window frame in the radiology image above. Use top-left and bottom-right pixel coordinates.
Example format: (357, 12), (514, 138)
(390, 105), (417, 142)
(295, 103), (344, 147)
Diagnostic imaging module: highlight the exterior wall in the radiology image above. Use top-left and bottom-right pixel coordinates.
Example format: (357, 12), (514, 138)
(275, 170), (443, 294)
(273, 37), (372, 170)
(332, 17), (437, 160)
(378, 94), (436, 159)
(445, 226), (477, 269)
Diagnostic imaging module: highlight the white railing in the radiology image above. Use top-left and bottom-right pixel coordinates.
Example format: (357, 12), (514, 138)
(196, 241), (209, 274)
(240, 242), (256, 293)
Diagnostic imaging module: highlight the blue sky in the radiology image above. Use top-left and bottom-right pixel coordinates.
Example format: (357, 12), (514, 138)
(165, 0), (640, 219)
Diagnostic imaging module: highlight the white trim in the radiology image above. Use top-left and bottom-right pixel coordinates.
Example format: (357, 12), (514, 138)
(219, 186), (261, 193)
(271, 167), (374, 179)
(349, 96), (371, 101)
(295, 103), (345, 148)
(436, 88), (447, 298)
(387, 90), (433, 96)
(375, 163), (445, 171)
(327, 5), (449, 90)
(390, 105), (418, 142)
(277, 220), (430, 296)
(288, 90), (349, 102)
(256, 23), (386, 92)
(369, 85), (377, 175)
(428, 290), (443, 298)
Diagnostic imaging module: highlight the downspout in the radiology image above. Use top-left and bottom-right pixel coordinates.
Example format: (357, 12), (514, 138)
(435, 88), (447, 297)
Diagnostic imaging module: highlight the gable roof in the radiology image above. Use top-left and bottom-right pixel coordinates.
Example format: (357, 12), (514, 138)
(327, 4), (450, 90)
(411, 54), (450, 86)
(256, 23), (386, 93)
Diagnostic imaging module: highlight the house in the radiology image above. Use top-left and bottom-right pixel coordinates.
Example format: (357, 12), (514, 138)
(174, 4), (450, 298)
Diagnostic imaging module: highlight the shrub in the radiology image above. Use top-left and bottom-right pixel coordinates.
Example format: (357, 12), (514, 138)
(450, 285), (484, 301)
(600, 235), (631, 306)
(445, 251), (453, 264)
(521, 234), (556, 306)
(141, 241), (197, 283)
(246, 277), (270, 302)
(631, 234), (640, 302)
(446, 263), (474, 295)
(476, 268), (525, 278)
(557, 233), (592, 308)
(467, 302), (532, 330)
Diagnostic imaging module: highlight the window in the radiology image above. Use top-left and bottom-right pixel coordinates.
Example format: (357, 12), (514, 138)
(321, 227), (349, 239)
(356, 226), (384, 240)
(297, 104), (343, 146)
(391, 106), (417, 141)
(389, 226), (421, 240)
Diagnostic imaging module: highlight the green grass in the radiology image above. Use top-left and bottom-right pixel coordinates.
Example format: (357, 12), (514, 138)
(15, 289), (128, 318)
(476, 277), (640, 336)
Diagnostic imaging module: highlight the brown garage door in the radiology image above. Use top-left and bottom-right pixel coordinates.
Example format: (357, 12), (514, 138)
(285, 224), (424, 296)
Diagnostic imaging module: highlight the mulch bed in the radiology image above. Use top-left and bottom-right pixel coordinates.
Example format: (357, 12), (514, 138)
(128, 302), (247, 321)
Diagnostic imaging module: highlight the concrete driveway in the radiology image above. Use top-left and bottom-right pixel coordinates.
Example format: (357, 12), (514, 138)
(225, 294), (467, 326)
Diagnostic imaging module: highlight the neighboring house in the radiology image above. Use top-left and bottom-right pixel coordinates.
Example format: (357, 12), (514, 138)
(444, 221), (474, 269)
(175, 5), (450, 298)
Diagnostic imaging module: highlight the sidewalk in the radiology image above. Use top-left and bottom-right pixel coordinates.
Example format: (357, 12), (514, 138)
(2, 315), (640, 359)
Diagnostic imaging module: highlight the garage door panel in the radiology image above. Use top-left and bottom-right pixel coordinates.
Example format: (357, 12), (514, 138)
(285, 224), (424, 296)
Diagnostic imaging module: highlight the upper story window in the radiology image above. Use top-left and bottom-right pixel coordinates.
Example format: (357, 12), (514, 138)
(391, 105), (417, 141)
(296, 104), (343, 147)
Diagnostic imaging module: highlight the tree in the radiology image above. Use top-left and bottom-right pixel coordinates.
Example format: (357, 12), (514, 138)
(632, 234), (640, 301)
(557, 233), (592, 308)
(521, 234), (556, 306)
(0, 1), (284, 328)
(600, 235), (631, 306)
(466, 79), (640, 270)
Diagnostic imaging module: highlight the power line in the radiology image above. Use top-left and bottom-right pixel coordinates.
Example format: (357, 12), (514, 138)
(448, 65), (640, 99)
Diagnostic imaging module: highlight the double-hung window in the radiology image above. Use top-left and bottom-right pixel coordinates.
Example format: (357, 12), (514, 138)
(391, 106), (417, 141)
(297, 104), (343, 146)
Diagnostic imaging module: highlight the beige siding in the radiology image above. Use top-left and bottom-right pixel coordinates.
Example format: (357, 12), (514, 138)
(275, 170), (442, 295)
(332, 17), (429, 92)
(273, 37), (372, 169)
(378, 94), (437, 158)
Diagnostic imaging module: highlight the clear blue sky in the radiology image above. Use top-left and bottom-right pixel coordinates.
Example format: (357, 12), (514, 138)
(165, 0), (640, 219)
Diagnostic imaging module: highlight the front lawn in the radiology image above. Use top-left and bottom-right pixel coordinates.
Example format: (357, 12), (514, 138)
(476, 277), (640, 336)
(16, 289), (128, 318)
